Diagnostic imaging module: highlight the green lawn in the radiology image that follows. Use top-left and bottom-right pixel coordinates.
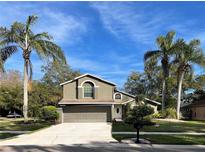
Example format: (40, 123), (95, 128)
(0, 133), (19, 140)
(112, 120), (205, 132)
(0, 118), (52, 131)
(113, 134), (205, 145)
(112, 120), (205, 145)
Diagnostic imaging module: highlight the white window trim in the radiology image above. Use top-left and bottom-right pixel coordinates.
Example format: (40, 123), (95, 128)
(80, 80), (97, 99)
(78, 80), (99, 88)
(114, 92), (123, 101)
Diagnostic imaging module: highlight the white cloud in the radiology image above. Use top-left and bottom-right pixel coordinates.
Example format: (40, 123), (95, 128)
(90, 2), (166, 45)
(0, 2), (87, 45)
(35, 9), (87, 44)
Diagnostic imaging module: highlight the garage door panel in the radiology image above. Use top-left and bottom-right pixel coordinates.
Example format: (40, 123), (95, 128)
(63, 105), (111, 123)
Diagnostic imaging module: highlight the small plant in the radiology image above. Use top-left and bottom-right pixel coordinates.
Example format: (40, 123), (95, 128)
(160, 108), (177, 119)
(151, 113), (163, 119)
(39, 106), (59, 122)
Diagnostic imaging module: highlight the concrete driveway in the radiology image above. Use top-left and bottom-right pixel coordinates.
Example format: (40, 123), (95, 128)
(1, 123), (205, 152)
(0, 123), (115, 146)
(0, 123), (142, 152)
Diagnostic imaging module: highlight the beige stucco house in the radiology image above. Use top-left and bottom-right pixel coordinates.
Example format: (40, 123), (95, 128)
(182, 99), (205, 120)
(58, 73), (136, 123)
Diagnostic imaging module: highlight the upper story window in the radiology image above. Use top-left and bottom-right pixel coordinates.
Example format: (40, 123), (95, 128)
(114, 93), (122, 100)
(83, 82), (94, 98)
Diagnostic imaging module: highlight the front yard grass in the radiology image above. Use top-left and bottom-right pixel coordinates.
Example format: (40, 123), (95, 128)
(112, 119), (205, 132)
(112, 119), (205, 145)
(0, 133), (19, 140)
(113, 134), (205, 145)
(0, 118), (52, 131)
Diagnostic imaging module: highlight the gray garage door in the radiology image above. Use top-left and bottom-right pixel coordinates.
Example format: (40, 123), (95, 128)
(63, 105), (111, 123)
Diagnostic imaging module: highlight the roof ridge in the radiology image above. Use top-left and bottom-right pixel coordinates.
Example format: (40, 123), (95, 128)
(60, 73), (116, 86)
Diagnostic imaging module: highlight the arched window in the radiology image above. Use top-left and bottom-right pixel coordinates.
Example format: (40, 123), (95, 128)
(83, 82), (94, 98)
(115, 93), (122, 100)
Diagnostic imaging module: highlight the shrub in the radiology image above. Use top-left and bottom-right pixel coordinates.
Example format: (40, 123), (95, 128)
(125, 105), (154, 124)
(151, 113), (163, 119)
(40, 106), (59, 121)
(160, 108), (177, 119)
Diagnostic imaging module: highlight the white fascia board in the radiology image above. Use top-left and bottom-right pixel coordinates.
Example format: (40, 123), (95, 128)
(60, 73), (116, 86)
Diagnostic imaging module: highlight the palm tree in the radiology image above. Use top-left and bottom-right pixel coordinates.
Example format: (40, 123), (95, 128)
(144, 31), (179, 110)
(175, 39), (205, 119)
(0, 15), (66, 121)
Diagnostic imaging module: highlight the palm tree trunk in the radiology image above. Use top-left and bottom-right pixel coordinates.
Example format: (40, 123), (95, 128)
(161, 79), (166, 111)
(23, 61), (28, 121)
(177, 71), (185, 120)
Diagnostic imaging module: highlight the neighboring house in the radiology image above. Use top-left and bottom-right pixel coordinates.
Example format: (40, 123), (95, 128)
(181, 99), (205, 120)
(58, 74), (136, 123)
(143, 98), (161, 113)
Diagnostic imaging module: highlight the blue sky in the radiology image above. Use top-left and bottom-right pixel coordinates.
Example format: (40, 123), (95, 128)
(1, 1), (205, 88)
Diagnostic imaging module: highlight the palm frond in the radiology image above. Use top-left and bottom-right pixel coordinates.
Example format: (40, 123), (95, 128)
(166, 31), (176, 47)
(32, 32), (53, 41)
(26, 15), (38, 33)
(156, 36), (165, 50)
(32, 40), (66, 64)
(144, 50), (161, 61)
(0, 46), (17, 61)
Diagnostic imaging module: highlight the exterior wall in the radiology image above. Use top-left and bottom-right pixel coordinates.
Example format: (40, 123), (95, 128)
(57, 108), (63, 123)
(61, 75), (135, 106)
(63, 76), (115, 101)
(192, 106), (205, 120)
(63, 81), (77, 100)
(78, 76), (114, 100)
(113, 92), (135, 104)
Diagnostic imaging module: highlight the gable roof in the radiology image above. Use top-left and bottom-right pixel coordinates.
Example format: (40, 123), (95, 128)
(144, 98), (161, 106)
(60, 73), (116, 86)
(115, 90), (136, 98)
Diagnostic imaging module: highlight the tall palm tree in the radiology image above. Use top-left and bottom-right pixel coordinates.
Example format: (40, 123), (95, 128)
(175, 39), (205, 119)
(0, 15), (66, 121)
(144, 31), (178, 110)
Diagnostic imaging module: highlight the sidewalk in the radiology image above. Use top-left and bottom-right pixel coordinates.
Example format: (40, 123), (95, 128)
(112, 132), (205, 135)
(1, 144), (205, 152)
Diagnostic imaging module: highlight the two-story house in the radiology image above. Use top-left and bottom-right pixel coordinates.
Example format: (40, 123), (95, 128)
(58, 73), (135, 123)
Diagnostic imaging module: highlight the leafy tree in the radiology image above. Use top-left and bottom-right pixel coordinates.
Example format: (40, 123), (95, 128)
(125, 105), (154, 143)
(0, 70), (23, 114)
(28, 81), (62, 118)
(174, 39), (205, 119)
(41, 61), (80, 87)
(144, 31), (182, 110)
(0, 85), (23, 113)
(124, 72), (146, 100)
(0, 15), (66, 121)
